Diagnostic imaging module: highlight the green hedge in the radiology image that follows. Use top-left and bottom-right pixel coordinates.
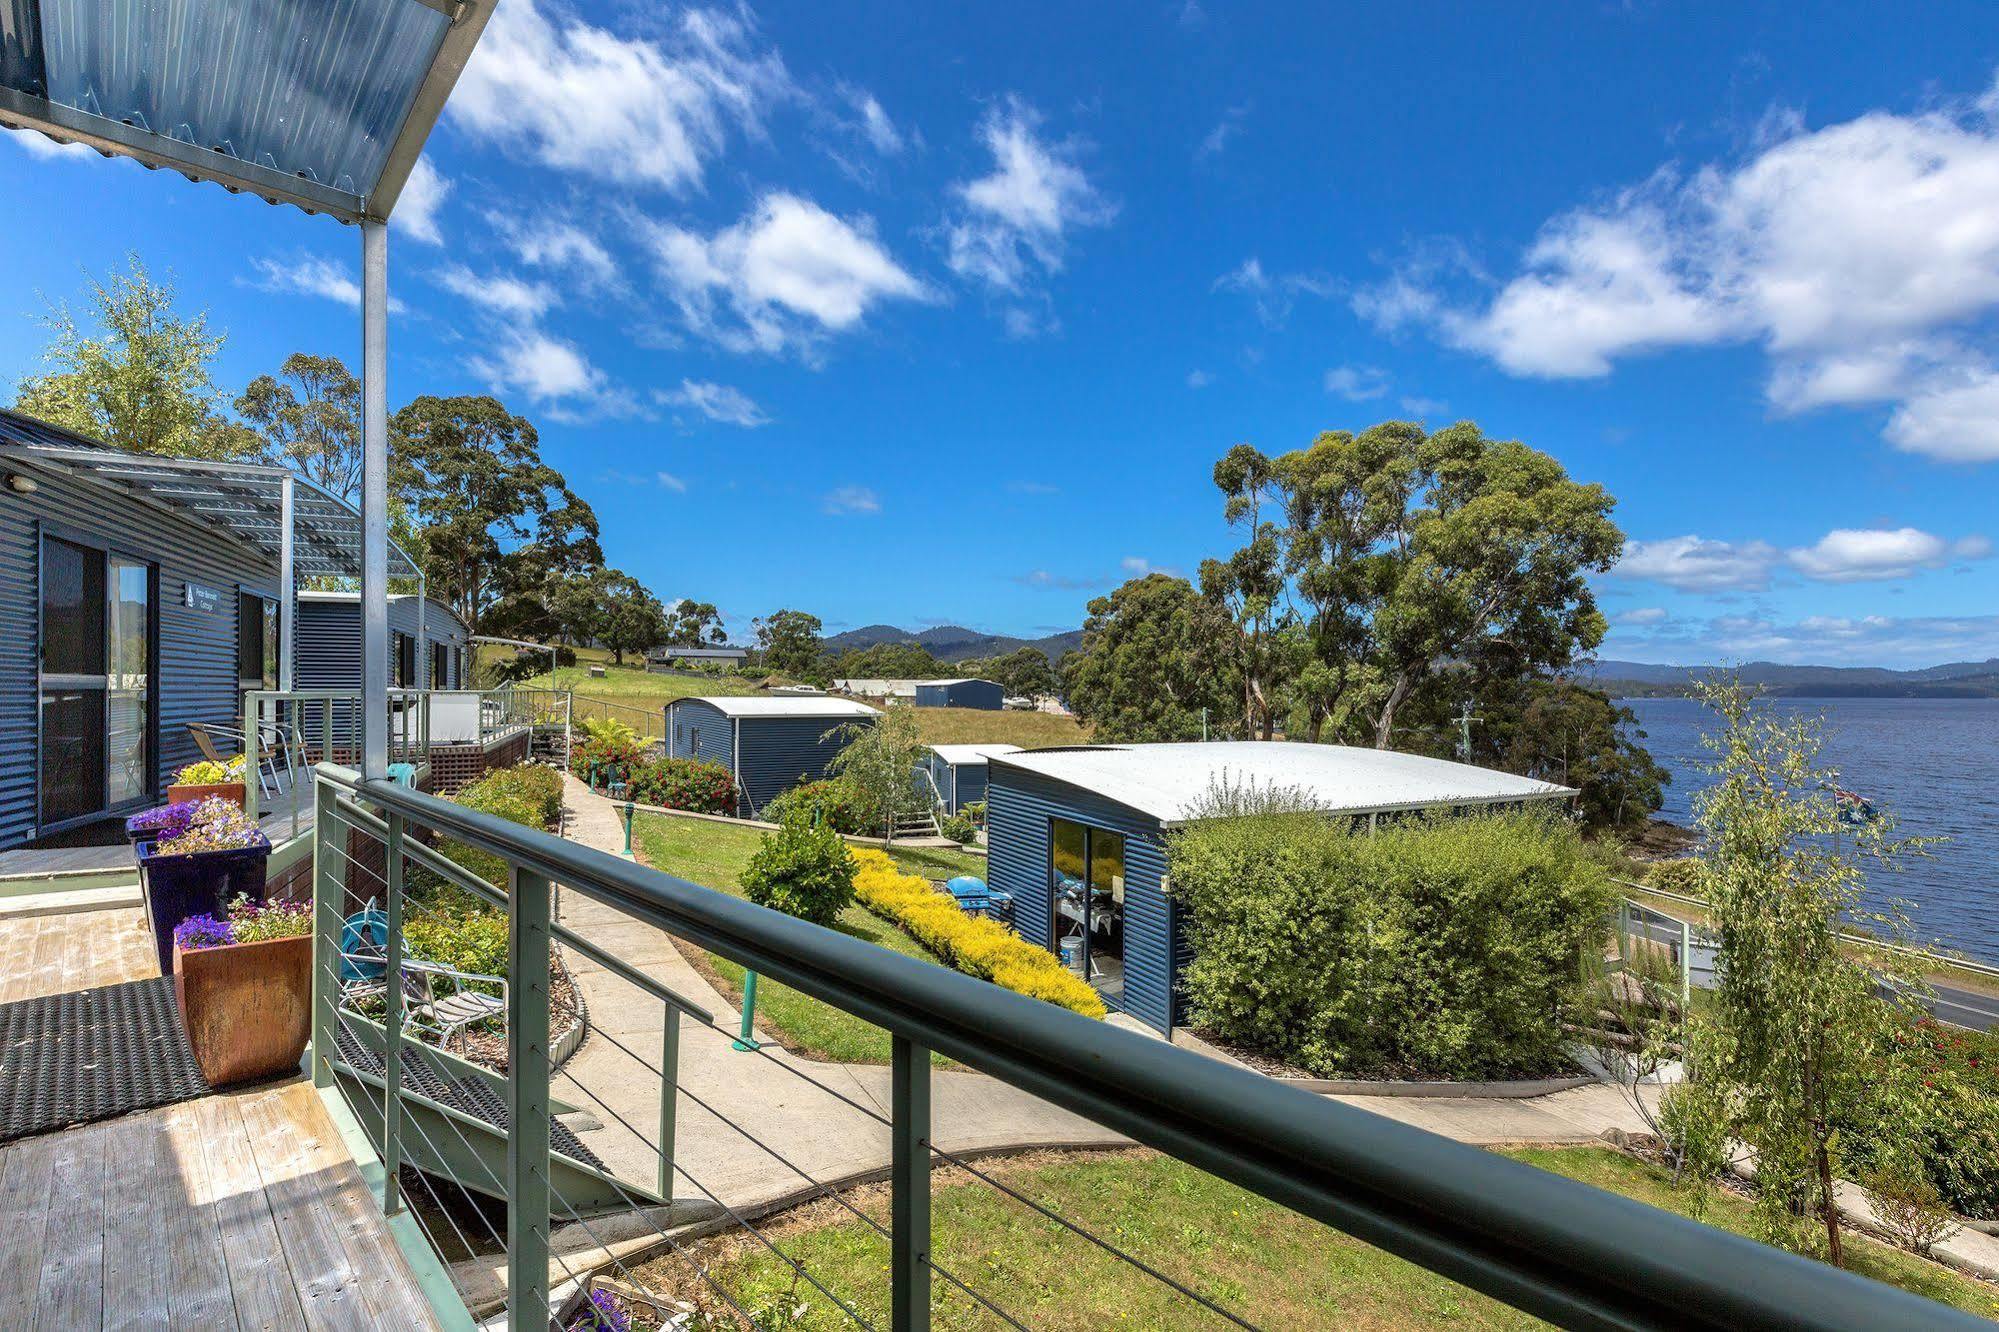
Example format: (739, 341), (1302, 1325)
(762, 778), (871, 834)
(1167, 809), (1612, 1079)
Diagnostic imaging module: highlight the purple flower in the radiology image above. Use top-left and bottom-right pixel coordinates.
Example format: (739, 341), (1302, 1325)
(566, 1290), (632, 1332)
(174, 914), (235, 951)
(130, 801), (199, 841)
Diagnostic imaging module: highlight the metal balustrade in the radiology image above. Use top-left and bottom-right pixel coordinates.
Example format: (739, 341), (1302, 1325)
(305, 761), (1987, 1331)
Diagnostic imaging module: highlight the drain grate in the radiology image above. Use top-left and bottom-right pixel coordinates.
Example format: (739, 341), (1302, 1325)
(0, 977), (211, 1142)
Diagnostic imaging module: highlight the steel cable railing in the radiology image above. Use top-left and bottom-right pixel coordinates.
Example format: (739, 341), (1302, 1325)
(305, 761), (1993, 1332)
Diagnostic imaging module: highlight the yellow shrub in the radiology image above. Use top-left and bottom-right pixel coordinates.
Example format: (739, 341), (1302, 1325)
(849, 849), (1105, 1019)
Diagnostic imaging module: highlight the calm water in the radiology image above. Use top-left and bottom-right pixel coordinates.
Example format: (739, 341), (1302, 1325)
(1624, 696), (1999, 965)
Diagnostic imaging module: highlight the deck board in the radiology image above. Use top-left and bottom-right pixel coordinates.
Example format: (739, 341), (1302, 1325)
(0, 906), (158, 1005)
(0, 1082), (443, 1331)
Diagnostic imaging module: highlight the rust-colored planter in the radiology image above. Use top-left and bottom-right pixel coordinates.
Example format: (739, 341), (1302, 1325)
(174, 933), (311, 1087)
(166, 781), (246, 808)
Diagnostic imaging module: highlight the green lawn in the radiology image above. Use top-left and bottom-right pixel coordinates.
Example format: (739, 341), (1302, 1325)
(631, 813), (982, 1064)
(520, 662), (762, 704)
(912, 705), (1088, 748)
(628, 1146), (1999, 1329)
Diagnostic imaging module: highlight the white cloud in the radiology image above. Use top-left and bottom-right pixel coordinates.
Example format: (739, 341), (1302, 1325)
(393, 156), (450, 245)
(1614, 607), (1671, 626)
(1187, 369), (1213, 389)
(945, 98), (1114, 296)
(468, 327), (606, 402)
(248, 255), (406, 312)
(1614, 535), (1781, 592)
(450, 0), (788, 192)
(1015, 569), (1107, 590)
(1400, 395), (1450, 417)
(1121, 556), (1150, 573)
(1784, 527), (1990, 582)
(1197, 105), (1249, 160)
(10, 131), (94, 160)
(1324, 364), (1391, 401)
(840, 85), (905, 156)
(434, 264), (558, 319)
(645, 192), (928, 355)
(657, 379), (771, 427)
(657, 471), (689, 493)
(1361, 73), (1999, 461)
(491, 215), (621, 291)
(822, 484), (881, 516)
(1652, 611), (1999, 667)
(1214, 256), (1338, 327)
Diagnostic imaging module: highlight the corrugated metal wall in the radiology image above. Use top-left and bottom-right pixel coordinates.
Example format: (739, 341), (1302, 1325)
(667, 698), (735, 768)
(954, 763), (989, 810)
(736, 713), (870, 816)
(295, 595), (469, 690)
(914, 679), (1003, 710)
(927, 753), (956, 811)
(984, 765), (1177, 1032)
(0, 466), (280, 848)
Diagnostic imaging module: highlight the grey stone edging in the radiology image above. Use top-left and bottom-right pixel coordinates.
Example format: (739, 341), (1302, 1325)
(550, 949), (588, 1071)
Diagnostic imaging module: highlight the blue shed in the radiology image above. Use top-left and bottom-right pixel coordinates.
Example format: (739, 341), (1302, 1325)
(985, 742), (1577, 1033)
(913, 678), (1003, 710)
(922, 743), (1021, 815)
(666, 695), (879, 817)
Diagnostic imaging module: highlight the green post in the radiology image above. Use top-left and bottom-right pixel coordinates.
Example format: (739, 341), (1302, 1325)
(507, 866), (554, 1324)
(621, 801), (635, 858)
(243, 692), (261, 825)
(383, 810), (405, 1216)
(657, 1006), (680, 1200)
(892, 1034), (932, 1331)
(733, 973), (762, 1051)
(309, 777), (341, 1091)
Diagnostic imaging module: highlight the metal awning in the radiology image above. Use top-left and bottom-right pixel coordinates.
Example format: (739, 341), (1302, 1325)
(0, 0), (492, 222)
(0, 408), (419, 579)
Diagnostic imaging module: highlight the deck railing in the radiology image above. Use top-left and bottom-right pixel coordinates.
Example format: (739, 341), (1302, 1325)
(305, 762), (1984, 1331)
(242, 689), (432, 836)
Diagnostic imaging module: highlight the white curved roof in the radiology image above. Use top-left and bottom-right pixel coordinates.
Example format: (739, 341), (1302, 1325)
(677, 696), (880, 720)
(989, 741), (1575, 825)
(929, 743), (1023, 766)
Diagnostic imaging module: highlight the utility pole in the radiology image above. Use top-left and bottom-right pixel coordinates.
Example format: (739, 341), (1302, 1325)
(1455, 698), (1481, 762)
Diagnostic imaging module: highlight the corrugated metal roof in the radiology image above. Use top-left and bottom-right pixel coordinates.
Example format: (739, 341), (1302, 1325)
(0, 0), (493, 223)
(990, 742), (1577, 825)
(0, 409), (420, 580)
(929, 744), (1023, 765)
(683, 696), (881, 720)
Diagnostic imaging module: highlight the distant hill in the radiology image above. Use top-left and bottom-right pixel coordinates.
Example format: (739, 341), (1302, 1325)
(826, 623), (1083, 662)
(1580, 658), (1999, 698)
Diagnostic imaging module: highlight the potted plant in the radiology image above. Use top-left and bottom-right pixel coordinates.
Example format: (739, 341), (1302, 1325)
(166, 754), (247, 808)
(172, 895), (313, 1086)
(124, 799), (200, 847)
(136, 797), (271, 973)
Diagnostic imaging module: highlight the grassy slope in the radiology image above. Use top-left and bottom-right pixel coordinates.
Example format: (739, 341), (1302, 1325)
(912, 706), (1088, 747)
(631, 813), (984, 1064)
(634, 1146), (1999, 1329)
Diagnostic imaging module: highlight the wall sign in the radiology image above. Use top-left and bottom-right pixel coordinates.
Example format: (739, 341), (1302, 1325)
(183, 582), (224, 614)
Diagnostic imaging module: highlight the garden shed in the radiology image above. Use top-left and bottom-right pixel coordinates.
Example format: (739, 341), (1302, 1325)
(914, 677), (1003, 710)
(923, 743), (1021, 814)
(985, 742), (1575, 1034)
(667, 695), (879, 817)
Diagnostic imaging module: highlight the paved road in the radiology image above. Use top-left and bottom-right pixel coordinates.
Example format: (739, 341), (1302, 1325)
(1625, 909), (1997, 1032)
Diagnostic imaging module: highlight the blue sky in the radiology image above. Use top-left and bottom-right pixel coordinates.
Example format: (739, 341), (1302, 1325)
(5, 1), (1999, 667)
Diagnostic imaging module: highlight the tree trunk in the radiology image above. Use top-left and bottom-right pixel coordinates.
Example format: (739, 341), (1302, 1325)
(1373, 673), (1413, 749)
(1816, 1137), (1842, 1266)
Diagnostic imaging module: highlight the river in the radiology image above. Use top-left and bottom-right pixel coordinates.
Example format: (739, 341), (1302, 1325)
(1622, 696), (1999, 966)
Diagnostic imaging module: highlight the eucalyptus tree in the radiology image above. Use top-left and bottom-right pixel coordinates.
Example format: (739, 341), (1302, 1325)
(1063, 573), (1239, 742)
(235, 352), (363, 501)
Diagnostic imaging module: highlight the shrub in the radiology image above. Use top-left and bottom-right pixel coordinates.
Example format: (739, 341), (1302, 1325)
(1646, 858), (1703, 897)
(405, 905), (509, 988)
(465, 763), (564, 828)
(938, 812), (978, 844)
(1857, 1019), (1999, 1221)
(570, 732), (652, 781)
(850, 849), (1105, 1019)
(960, 800), (987, 829)
(625, 757), (736, 814)
(1862, 1160), (1961, 1256)
(415, 764), (560, 897)
(762, 778), (870, 834)
(1166, 809), (1612, 1079)
(741, 817), (856, 927)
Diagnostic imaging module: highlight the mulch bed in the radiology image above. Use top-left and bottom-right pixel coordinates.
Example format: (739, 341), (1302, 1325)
(452, 961), (580, 1075)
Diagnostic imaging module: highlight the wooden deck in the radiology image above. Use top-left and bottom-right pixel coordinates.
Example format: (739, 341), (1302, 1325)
(0, 1081), (443, 1330)
(0, 785), (317, 883)
(0, 902), (159, 1004)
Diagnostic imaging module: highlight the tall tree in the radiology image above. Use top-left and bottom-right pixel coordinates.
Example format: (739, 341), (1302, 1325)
(664, 599), (728, 646)
(1200, 444), (1291, 740)
(961, 645), (1058, 699)
(754, 609), (826, 680)
(389, 395), (602, 630)
(823, 705), (929, 844)
(596, 570), (669, 664)
(235, 353), (362, 501)
(1063, 574), (1239, 742)
(832, 641), (948, 680)
(15, 256), (253, 459)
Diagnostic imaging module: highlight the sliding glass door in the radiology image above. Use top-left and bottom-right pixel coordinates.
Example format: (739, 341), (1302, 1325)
(39, 536), (153, 829)
(1050, 818), (1127, 999)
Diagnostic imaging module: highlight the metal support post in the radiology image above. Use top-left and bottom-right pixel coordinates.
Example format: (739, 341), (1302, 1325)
(360, 219), (390, 779)
(892, 1034), (931, 1331)
(278, 473), (295, 692)
(657, 1006), (680, 1200)
(733, 973), (762, 1051)
(383, 811), (406, 1215)
(506, 866), (554, 1324)
(310, 778), (341, 1090)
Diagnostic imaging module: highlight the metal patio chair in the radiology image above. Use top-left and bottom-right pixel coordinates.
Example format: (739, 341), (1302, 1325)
(337, 905), (509, 1050)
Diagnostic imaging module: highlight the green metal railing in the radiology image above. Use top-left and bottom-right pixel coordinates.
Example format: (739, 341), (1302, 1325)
(243, 688), (431, 836)
(307, 763), (1987, 1331)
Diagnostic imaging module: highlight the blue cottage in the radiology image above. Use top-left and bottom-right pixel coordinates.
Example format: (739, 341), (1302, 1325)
(913, 678), (1004, 710)
(922, 743), (1021, 815)
(667, 695), (879, 817)
(986, 742), (1576, 1033)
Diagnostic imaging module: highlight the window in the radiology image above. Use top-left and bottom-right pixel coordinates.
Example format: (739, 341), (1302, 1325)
(393, 632), (416, 688)
(261, 597), (279, 690)
(1049, 818), (1126, 998)
(40, 537), (154, 825)
(432, 641), (451, 689)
